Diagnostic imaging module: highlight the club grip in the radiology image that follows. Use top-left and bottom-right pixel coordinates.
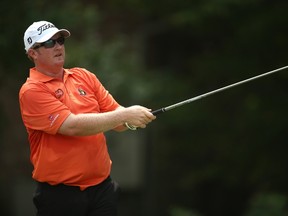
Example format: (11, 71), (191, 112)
(151, 108), (165, 115)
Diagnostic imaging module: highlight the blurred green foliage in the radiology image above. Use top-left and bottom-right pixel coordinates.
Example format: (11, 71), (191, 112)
(170, 206), (202, 216)
(244, 193), (288, 216)
(1, 0), (288, 215)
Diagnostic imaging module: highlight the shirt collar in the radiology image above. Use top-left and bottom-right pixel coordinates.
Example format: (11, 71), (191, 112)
(29, 67), (73, 82)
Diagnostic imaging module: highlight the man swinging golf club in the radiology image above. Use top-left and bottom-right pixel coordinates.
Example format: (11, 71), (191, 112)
(19, 20), (288, 216)
(19, 20), (156, 216)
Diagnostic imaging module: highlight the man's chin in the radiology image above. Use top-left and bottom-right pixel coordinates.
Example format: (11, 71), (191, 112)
(54, 58), (65, 66)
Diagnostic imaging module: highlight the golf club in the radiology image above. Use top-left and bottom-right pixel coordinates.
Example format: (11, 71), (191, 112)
(125, 65), (288, 130)
(151, 65), (288, 115)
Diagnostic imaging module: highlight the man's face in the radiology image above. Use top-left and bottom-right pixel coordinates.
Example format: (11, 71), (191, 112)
(30, 33), (66, 68)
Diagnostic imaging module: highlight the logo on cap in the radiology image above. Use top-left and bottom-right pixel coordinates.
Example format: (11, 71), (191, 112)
(27, 37), (32, 45)
(37, 23), (55, 35)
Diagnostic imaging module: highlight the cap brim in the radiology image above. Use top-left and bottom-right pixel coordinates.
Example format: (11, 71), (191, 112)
(36, 29), (70, 43)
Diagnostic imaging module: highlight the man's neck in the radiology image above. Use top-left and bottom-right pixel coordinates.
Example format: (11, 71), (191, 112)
(35, 65), (64, 80)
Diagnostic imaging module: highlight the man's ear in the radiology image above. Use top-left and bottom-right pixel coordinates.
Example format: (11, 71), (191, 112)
(27, 49), (38, 61)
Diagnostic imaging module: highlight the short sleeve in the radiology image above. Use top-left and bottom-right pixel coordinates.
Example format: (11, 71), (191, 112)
(89, 72), (120, 112)
(74, 68), (121, 113)
(19, 84), (71, 135)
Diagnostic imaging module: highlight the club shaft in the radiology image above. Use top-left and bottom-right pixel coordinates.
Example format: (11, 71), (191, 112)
(152, 65), (288, 115)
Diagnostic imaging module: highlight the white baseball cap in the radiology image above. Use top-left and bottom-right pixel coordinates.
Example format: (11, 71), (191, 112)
(24, 21), (70, 52)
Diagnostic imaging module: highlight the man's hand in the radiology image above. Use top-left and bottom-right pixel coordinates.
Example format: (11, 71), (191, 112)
(124, 105), (156, 129)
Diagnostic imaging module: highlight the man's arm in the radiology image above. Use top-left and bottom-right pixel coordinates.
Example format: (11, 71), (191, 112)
(112, 106), (130, 132)
(58, 105), (156, 136)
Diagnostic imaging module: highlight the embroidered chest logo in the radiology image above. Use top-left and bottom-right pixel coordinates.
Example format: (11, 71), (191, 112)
(78, 88), (86, 96)
(55, 89), (64, 99)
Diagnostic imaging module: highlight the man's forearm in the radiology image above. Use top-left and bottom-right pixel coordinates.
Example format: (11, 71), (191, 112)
(58, 110), (127, 136)
(58, 105), (155, 136)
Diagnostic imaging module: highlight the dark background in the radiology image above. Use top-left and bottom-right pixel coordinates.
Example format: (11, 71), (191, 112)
(1, 0), (288, 215)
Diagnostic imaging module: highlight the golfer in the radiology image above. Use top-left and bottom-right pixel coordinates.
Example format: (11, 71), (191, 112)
(19, 20), (156, 216)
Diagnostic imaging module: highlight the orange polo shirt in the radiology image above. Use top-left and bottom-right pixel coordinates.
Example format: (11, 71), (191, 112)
(19, 67), (120, 190)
